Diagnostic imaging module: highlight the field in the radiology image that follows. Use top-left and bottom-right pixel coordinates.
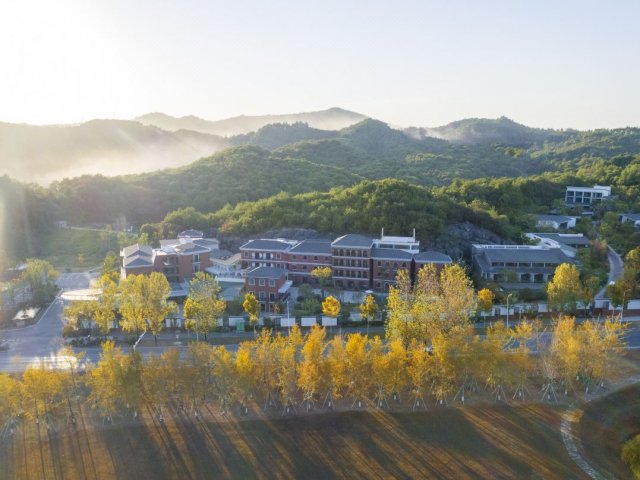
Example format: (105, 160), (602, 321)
(0, 401), (588, 480)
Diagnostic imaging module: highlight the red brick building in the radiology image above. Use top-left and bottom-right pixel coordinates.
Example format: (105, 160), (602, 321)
(286, 240), (332, 285)
(331, 234), (373, 290)
(239, 239), (293, 270)
(244, 267), (292, 313)
(371, 248), (413, 292)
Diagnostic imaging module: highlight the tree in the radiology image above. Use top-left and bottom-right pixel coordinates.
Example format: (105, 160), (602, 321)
(94, 274), (118, 336)
(326, 335), (348, 407)
(550, 316), (581, 395)
(21, 259), (59, 306)
(359, 294), (378, 334)
(311, 266), (332, 297)
(119, 274), (148, 337)
(476, 288), (495, 316)
(64, 300), (97, 331)
(100, 251), (120, 284)
(145, 272), (176, 345)
(184, 272), (226, 341)
(322, 295), (341, 318)
(298, 325), (327, 410)
(345, 333), (371, 407)
(211, 346), (236, 413)
(407, 339), (430, 409)
(243, 292), (260, 325)
(547, 263), (584, 314)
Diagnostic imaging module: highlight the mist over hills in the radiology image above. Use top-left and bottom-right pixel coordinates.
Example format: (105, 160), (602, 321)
(135, 107), (368, 136)
(1, 108), (639, 186)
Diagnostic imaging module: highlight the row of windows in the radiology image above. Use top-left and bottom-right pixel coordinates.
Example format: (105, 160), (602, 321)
(246, 290), (276, 301)
(332, 249), (369, 258)
(490, 262), (559, 268)
(376, 261), (407, 269)
(243, 251), (283, 260)
(333, 259), (368, 268)
(247, 278), (277, 287)
(334, 270), (368, 279)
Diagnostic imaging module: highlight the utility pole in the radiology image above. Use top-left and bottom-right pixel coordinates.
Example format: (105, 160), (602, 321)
(506, 293), (513, 329)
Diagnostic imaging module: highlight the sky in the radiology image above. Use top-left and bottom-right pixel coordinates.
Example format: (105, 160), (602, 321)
(0, 0), (639, 129)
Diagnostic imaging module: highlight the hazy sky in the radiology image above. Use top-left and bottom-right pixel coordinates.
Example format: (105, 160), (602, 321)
(1, 0), (638, 129)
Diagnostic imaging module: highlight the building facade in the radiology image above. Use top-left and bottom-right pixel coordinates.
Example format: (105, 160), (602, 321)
(565, 185), (611, 207)
(239, 239), (294, 270)
(472, 244), (572, 289)
(244, 267), (292, 313)
(286, 240), (332, 285)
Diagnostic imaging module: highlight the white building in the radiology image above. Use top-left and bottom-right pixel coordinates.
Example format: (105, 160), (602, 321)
(525, 233), (590, 259)
(535, 214), (577, 230)
(565, 185), (611, 207)
(620, 213), (640, 228)
(372, 228), (420, 252)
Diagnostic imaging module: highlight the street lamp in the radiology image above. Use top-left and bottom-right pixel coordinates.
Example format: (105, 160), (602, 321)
(506, 293), (513, 328)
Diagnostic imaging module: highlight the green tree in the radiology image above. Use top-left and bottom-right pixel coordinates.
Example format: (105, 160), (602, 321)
(21, 259), (59, 306)
(119, 274), (148, 337)
(94, 275), (118, 336)
(100, 251), (120, 284)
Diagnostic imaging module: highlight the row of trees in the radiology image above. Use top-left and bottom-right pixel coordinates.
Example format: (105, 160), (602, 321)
(0, 317), (627, 431)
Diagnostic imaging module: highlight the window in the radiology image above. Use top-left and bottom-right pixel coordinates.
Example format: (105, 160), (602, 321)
(314, 256), (318, 261)
(302, 265), (307, 270)
(259, 279), (265, 286)
(243, 252), (248, 258)
(377, 261), (382, 267)
(276, 253), (281, 259)
(291, 265), (297, 270)
(293, 255), (297, 260)
(303, 255), (307, 260)
(249, 278), (255, 286)
(193, 254), (200, 263)
(269, 293), (275, 301)
(268, 279), (275, 287)
(259, 291), (265, 300)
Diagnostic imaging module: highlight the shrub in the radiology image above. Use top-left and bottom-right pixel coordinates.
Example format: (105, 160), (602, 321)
(622, 434), (640, 478)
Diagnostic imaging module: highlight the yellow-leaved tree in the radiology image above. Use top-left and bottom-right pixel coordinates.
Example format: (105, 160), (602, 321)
(322, 295), (341, 318)
(298, 325), (327, 410)
(311, 266), (332, 297)
(547, 263), (584, 314)
(243, 292), (260, 325)
(476, 288), (495, 317)
(184, 272), (226, 341)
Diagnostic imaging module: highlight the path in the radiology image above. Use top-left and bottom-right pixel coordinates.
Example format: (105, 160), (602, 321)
(560, 375), (640, 479)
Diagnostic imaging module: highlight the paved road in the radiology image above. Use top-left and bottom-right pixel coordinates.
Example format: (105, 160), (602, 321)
(0, 272), (93, 373)
(595, 246), (624, 300)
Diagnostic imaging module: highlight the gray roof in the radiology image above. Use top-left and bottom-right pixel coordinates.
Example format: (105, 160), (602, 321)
(121, 244), (153, 268)
(480, 247), (570, 264)
(621, 213), (640, 221)
(121, 244), (152, 259)
(245, 266), (287, 279)
(209, 249), (233, 259)
(159, 239), (180, 248)
(192, 238), (219, 249)
(173, 242), (210, 254)
(536, 214), (573, 223)
(531, 233), (591, 246)
(240, 239), (293, 251)
(371, 248), (413, 260)
(414, 251), (453, 263)
(331, 234), (373, 248)
(178, 229), (203, 238)
(289, 240), (332, 255)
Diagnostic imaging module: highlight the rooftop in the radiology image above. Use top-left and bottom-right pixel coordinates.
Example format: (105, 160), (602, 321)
(245, 266), (287, 279)
(478, 246), (571, 264)
(178, 229), (204, 238)
(331, 234), (373, 248)
(621, 213), (640, 221)
(528, 233), (591, 246)
(289, 240), (332, 255)
(414, 251), (453, 263)
(536, 214), (574, 222)
(371, 248), (414, 260)
(240, 239), (294, 251)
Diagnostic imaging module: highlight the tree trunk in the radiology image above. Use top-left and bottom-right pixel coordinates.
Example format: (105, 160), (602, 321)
(154, 334), (158, 346)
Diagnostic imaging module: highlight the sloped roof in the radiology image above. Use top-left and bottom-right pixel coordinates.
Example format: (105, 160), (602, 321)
(246, 266), (287, 279)
(331, 234), (373, 248)
(621, 213), (640, 222)
(289, 240), (332, 255)
(371, 248), (413, 260)
(531, 233), (591, 247)
(481, 247), (570, 264)
(240, 239), (293, 251)
(121, 244), (152, 258)
(536, 214), (573, 223)
(173, 242), (210, 254)
(414, 251), (453, 263)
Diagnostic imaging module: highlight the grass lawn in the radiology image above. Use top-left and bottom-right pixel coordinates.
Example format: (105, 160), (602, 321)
(36, 229), (135, 269)
(0, 402), (588, 480)
(577, 382), (640, 479)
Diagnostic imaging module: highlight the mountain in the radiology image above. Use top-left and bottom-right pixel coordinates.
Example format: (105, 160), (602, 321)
(407, 116), (574, 146)
(0, 120), (229, 183)
(229, 122), (335, 150)
(135, 107), (368, 136)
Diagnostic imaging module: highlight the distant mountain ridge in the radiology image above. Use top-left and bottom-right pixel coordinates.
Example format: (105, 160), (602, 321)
(135, 107), (368, 136)
(406, 116), (575, 146)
